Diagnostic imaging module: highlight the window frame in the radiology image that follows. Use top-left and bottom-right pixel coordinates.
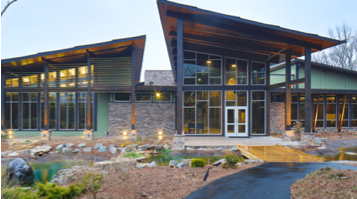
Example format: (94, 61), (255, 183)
(135, 92), (153, 102)
(113, 93), (131, 102)
(251, 90), (266, 135)
(251, 61), (266, 85)
(224, 57), (249, 86)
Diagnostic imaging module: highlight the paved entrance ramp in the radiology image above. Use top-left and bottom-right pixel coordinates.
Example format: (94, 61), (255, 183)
(237, 145), (326, 162)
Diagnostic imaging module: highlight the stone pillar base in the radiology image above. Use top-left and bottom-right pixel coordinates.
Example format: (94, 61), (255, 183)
(40, 130), (51, 141)
(282, 130), (295, 141)
(84, 130), (93, 140)
(129, 130), (137, 141)
(172, 134), (185, 151)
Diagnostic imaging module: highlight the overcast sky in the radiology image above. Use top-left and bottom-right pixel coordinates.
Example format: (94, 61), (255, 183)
(1, 0), (356, 81)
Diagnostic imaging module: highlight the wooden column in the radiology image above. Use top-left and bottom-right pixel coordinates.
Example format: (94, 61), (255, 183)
(86, 56), (92, 130)
(304, 47), (312, 133)
(1, 71), (6, 131)
(339, 95), (347, 132)
(131, 47), (136, 130)
(285, 53), (292, 130)
(43, 63), (49, 130)
(176, 19), (184, 134)
(266, 61), (271, 135)
(313, 95), (320, 132)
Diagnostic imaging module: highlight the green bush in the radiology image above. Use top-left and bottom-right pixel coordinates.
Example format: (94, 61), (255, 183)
(36, 182), (83, 199)
(137, 138), (142, 142)
(191, 159), (205, 168)
(1, 133), (8, 141)
(78, 171), (103, 199)
(123, 151), (142, 159)
(223, 153), (239, 168)
(137, 141), (141, 145)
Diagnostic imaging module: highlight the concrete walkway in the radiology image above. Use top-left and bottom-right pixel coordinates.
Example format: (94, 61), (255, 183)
(186, 162), (357, 199)
(185, 136), (299, 146)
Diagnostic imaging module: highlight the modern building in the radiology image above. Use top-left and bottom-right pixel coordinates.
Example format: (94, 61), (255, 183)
(1, 0), (356, 138)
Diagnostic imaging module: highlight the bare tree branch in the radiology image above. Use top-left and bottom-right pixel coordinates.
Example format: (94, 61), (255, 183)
(1, 0), (17, 17)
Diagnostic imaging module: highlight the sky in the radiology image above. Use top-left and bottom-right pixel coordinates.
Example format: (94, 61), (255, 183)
(1, 0), (357, 81)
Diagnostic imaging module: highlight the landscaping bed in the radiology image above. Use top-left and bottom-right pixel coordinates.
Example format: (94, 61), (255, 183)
(290, 167), (357, 199)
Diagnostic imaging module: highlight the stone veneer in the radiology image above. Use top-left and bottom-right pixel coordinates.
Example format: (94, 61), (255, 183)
(108, 102), (176, 137)
(144, 70), (176, 86)
(270, 102), (285, 134)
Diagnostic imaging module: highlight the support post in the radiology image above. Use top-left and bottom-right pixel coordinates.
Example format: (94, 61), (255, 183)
(41, 62), (51, 141)
(176, 19), (184, 135)
(130, 46), (137, 140)
(285, 53), (292, 130)
(339, 96), (346, 132)
(313, 95), (320, 132)
(304, 47), (312, 133)
(86, 55), (92, 130)
(266, 61), (271, 136)
(1, 71), (6, 132)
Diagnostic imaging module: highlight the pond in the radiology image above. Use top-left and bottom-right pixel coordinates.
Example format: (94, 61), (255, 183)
(320, 146), (357, 161)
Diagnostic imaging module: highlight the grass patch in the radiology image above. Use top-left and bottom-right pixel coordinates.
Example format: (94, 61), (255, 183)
(290, 167), (357, 199)
(159, 149), (172, 154)
(123, 151), (142, 159)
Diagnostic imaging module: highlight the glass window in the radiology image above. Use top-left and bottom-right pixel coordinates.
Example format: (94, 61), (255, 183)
(251, 62), (265, 85)
(272, 94), (284, 103)
(6, 78), (19, 87)
(183, 51), (222, 85)
(251, 91), (265, 135)
(5, 93), (19, 129)
(225, 58), (248, 85)
(22, 93), (38, 130)
(114, 93), (131, 102)
(183, 91), (221, 134)
(352, 96), (357, 127)
(291, 95), (298, 126)
(59, 92), (76, 129)
(326, 96), (336, 127)
(78, 93), (94, 130)
(136, 93), (152, 102)
(156, 93), (172, 102)
(41, 93), (57, 129)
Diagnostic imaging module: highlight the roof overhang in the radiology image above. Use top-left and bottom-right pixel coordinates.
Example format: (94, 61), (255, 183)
(1, 35), (146, 82)
(157, 0), (345, 80)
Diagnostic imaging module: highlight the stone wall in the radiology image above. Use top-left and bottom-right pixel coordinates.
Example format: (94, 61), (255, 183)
(270, 102), (285, 134)
(108, 102), (176, 137)
(144, 70), (176, 86)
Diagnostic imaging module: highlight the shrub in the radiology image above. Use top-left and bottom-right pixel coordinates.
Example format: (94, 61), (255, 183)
(1, 133), (8, 141)
(137, 138), (142, 142)
(191, 159), (205, 168)
(137, 141), (141, 145)
(293, 121), (303, 137)
(223, 153), (239, 168)
(121, 142), (131, 147)
(123, 151), (142, 159)
(36, 182), (83, 199)
(78, 171), (103, 199)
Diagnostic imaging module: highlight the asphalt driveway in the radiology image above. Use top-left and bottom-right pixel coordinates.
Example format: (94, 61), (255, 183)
(186, 162), (357, 199)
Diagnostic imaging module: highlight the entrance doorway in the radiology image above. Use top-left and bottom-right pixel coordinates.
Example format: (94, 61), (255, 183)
(225, 107), (248, 137)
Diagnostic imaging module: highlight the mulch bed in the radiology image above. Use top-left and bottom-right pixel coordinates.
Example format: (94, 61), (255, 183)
(290, 167), (357, 199)
(78, 164), (261, 199)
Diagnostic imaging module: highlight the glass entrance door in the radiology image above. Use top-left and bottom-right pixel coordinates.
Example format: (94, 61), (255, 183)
(225, 107), (247, 137)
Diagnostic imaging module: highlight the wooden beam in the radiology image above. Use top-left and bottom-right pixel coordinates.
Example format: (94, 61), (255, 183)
(86, 55), (92, 130)
(176, 19), (184, 135)
(43, 63), (49, 130)
(339, 96), (346, 132)
(131, 47), (136, 130)
(285, 54), (292, 130)
(166, 11), (323, 50)
(304, 47), (312, 133)
(1, 71), (5, 131)
(313, 95), (320, 132)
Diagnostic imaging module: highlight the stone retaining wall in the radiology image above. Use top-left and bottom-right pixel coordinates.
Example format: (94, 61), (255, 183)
(270, 102), (285, 134)
(108, 102), (176, 137)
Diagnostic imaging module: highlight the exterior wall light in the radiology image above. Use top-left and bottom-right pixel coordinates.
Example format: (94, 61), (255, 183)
(159, 135), (162, 140)
(156, 93), (160, 97)
(207, 60), (211, 64)
(159, 131), (162, 135)
(8, 130), (13, 135)
(232, 64), (236, 67)
(123, 131), (127, 135)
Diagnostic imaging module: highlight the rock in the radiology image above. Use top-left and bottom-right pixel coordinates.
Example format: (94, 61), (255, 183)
(109, 144), (117, 148)
(212, 159), (226, 166)
(72, 149), (81, 153)
(181, 159), (192, 166)
(109, 147), (117, 154)
(126, 147), (134, 152)
(56, 144), (65, 150)
(169, 160), (178, 168)
(137, 145), (149, 151)
(314, 137), (322, 145)
(94, 158), (137, 171)
(93, 143), (103, 149)
(32, 145), (52, 154)
(230, 147), (238, 151)
(62, 148), (71, 153)
(176, 162), (186, 168)
(186, 147), (194, 150)
(77, 143), (86, 148)
(66, 143), (74, 148)
(147, 161), (157, 168)
(321, 138), (328, 142)
(282, 131), (296, 141)
(55, 150), (60, 154)
(146, 145), (163, 151)
(98, 146), (108, 153)
(83, 147), (92, 152)
(163, 144), (170, 150)
(129, 144), (137, 147)
(243, 159), (263, 164)
(197, 148), (207, 150)
(6, 158), (34, 185)
(21, 149), (31, 155)
(117, 148), (126, 153)
(50, 166), (90, 184)
(9, 152), (19, 156)
(1, 152), (6, 157)
(317, 146), (326, 150)
(216, 147), (223, 151)
(136, 163), (149, 169)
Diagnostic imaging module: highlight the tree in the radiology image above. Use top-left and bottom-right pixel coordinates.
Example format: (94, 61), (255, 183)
(1, 0), (17, 17)
(312, 23), (357, 71)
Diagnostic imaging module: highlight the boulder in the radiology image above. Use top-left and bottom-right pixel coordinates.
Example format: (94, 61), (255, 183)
(83, 147), (92, 152)
(147, 161), (157, 168)
(230, 147), (238, 151)
(146, 145), (163, 151)
(212, 159), (226, 166)
(6, 158), (34, 185)
(94, 158), (137, 171)
(176, 162), (186, 168)
(282, 131), (296, 141)
(21, 149), (31, 155)
(32, 145), (52, 154)
(243, 159), (263, 164)
(317, 146), (326, 150)
(72, 149), (81, 153)
(117, 148), (126, 153)
(129, 144), (137, 147)
(137, 145), (149, 151)
(163, 144), (170, 150)
(1, 152), (6, 157)
(169, 160), (178, 168)
(98, 146), (108, 153)
(9, 152), (19, 157)
(109, 147), (117, 154)
(56, 144), (65, 150)
(62, 148), (71, 153)
(136, 163), (149, 169)
(66, 143), (74, 148)
(181, 159), (192, 166)
(77, 143), (86, 148)
(109, 144), (117, 148)
(186, 147), (194, 150)
(321, 138), (328, 142)
(93, 143), (103, 149)
(314, 137), (322, 145)
(216, 147), (223, 151)
(197, 148), (207, 151)
(50, 166), (92, 184)
(126, 147), (134, 152)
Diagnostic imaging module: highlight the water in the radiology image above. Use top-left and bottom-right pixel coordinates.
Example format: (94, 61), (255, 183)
(320, 146), (357, 161)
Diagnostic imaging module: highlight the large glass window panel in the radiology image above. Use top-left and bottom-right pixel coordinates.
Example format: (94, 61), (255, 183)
(225, 91), (236, 106)
(197, 91), (208, 101)
(184, 51), (195, 59)
(209, 91), (221, 106)
(196, 53), (209, 73)
(197, 73), (208, 84)
(225, 58), (248, 85)
(22, 93), (38, 130)
(252, 62), (265, 85)
(352, 96), (357, 127)
(237, 91), (247, 106)
(114, 93), (131, 102)
(49, 72), (57, 87)
(252, 101), (265, 134)
(5, 93), (19, 129)
(136, 93), (152, 102)
(226, 73), (236, 85)
(184, 61), (196, 77)
(184, 108), (195, 134)
(209, 108), (221, 134)
(209, 60), (221, 76)
(59, 92), (76, 129)
(225, 58), (236, 72)
(252, 91), (265, 100)
(184, 91), (195, 107)
(184, 78), (195, 85)
(326, 96), (336, 127)
(197, 102), (208, 134)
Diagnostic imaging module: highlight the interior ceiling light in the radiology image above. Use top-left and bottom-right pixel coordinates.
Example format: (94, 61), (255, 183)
(232, 64), (236, 67)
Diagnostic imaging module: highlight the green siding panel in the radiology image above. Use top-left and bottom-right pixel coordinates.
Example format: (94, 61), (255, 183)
(349, 76), (357, 89)
(311, 68), (322, 89)
(95, 93), (109, 135)
(13, 131), (84, 136)
(324, 71), (346, 89)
